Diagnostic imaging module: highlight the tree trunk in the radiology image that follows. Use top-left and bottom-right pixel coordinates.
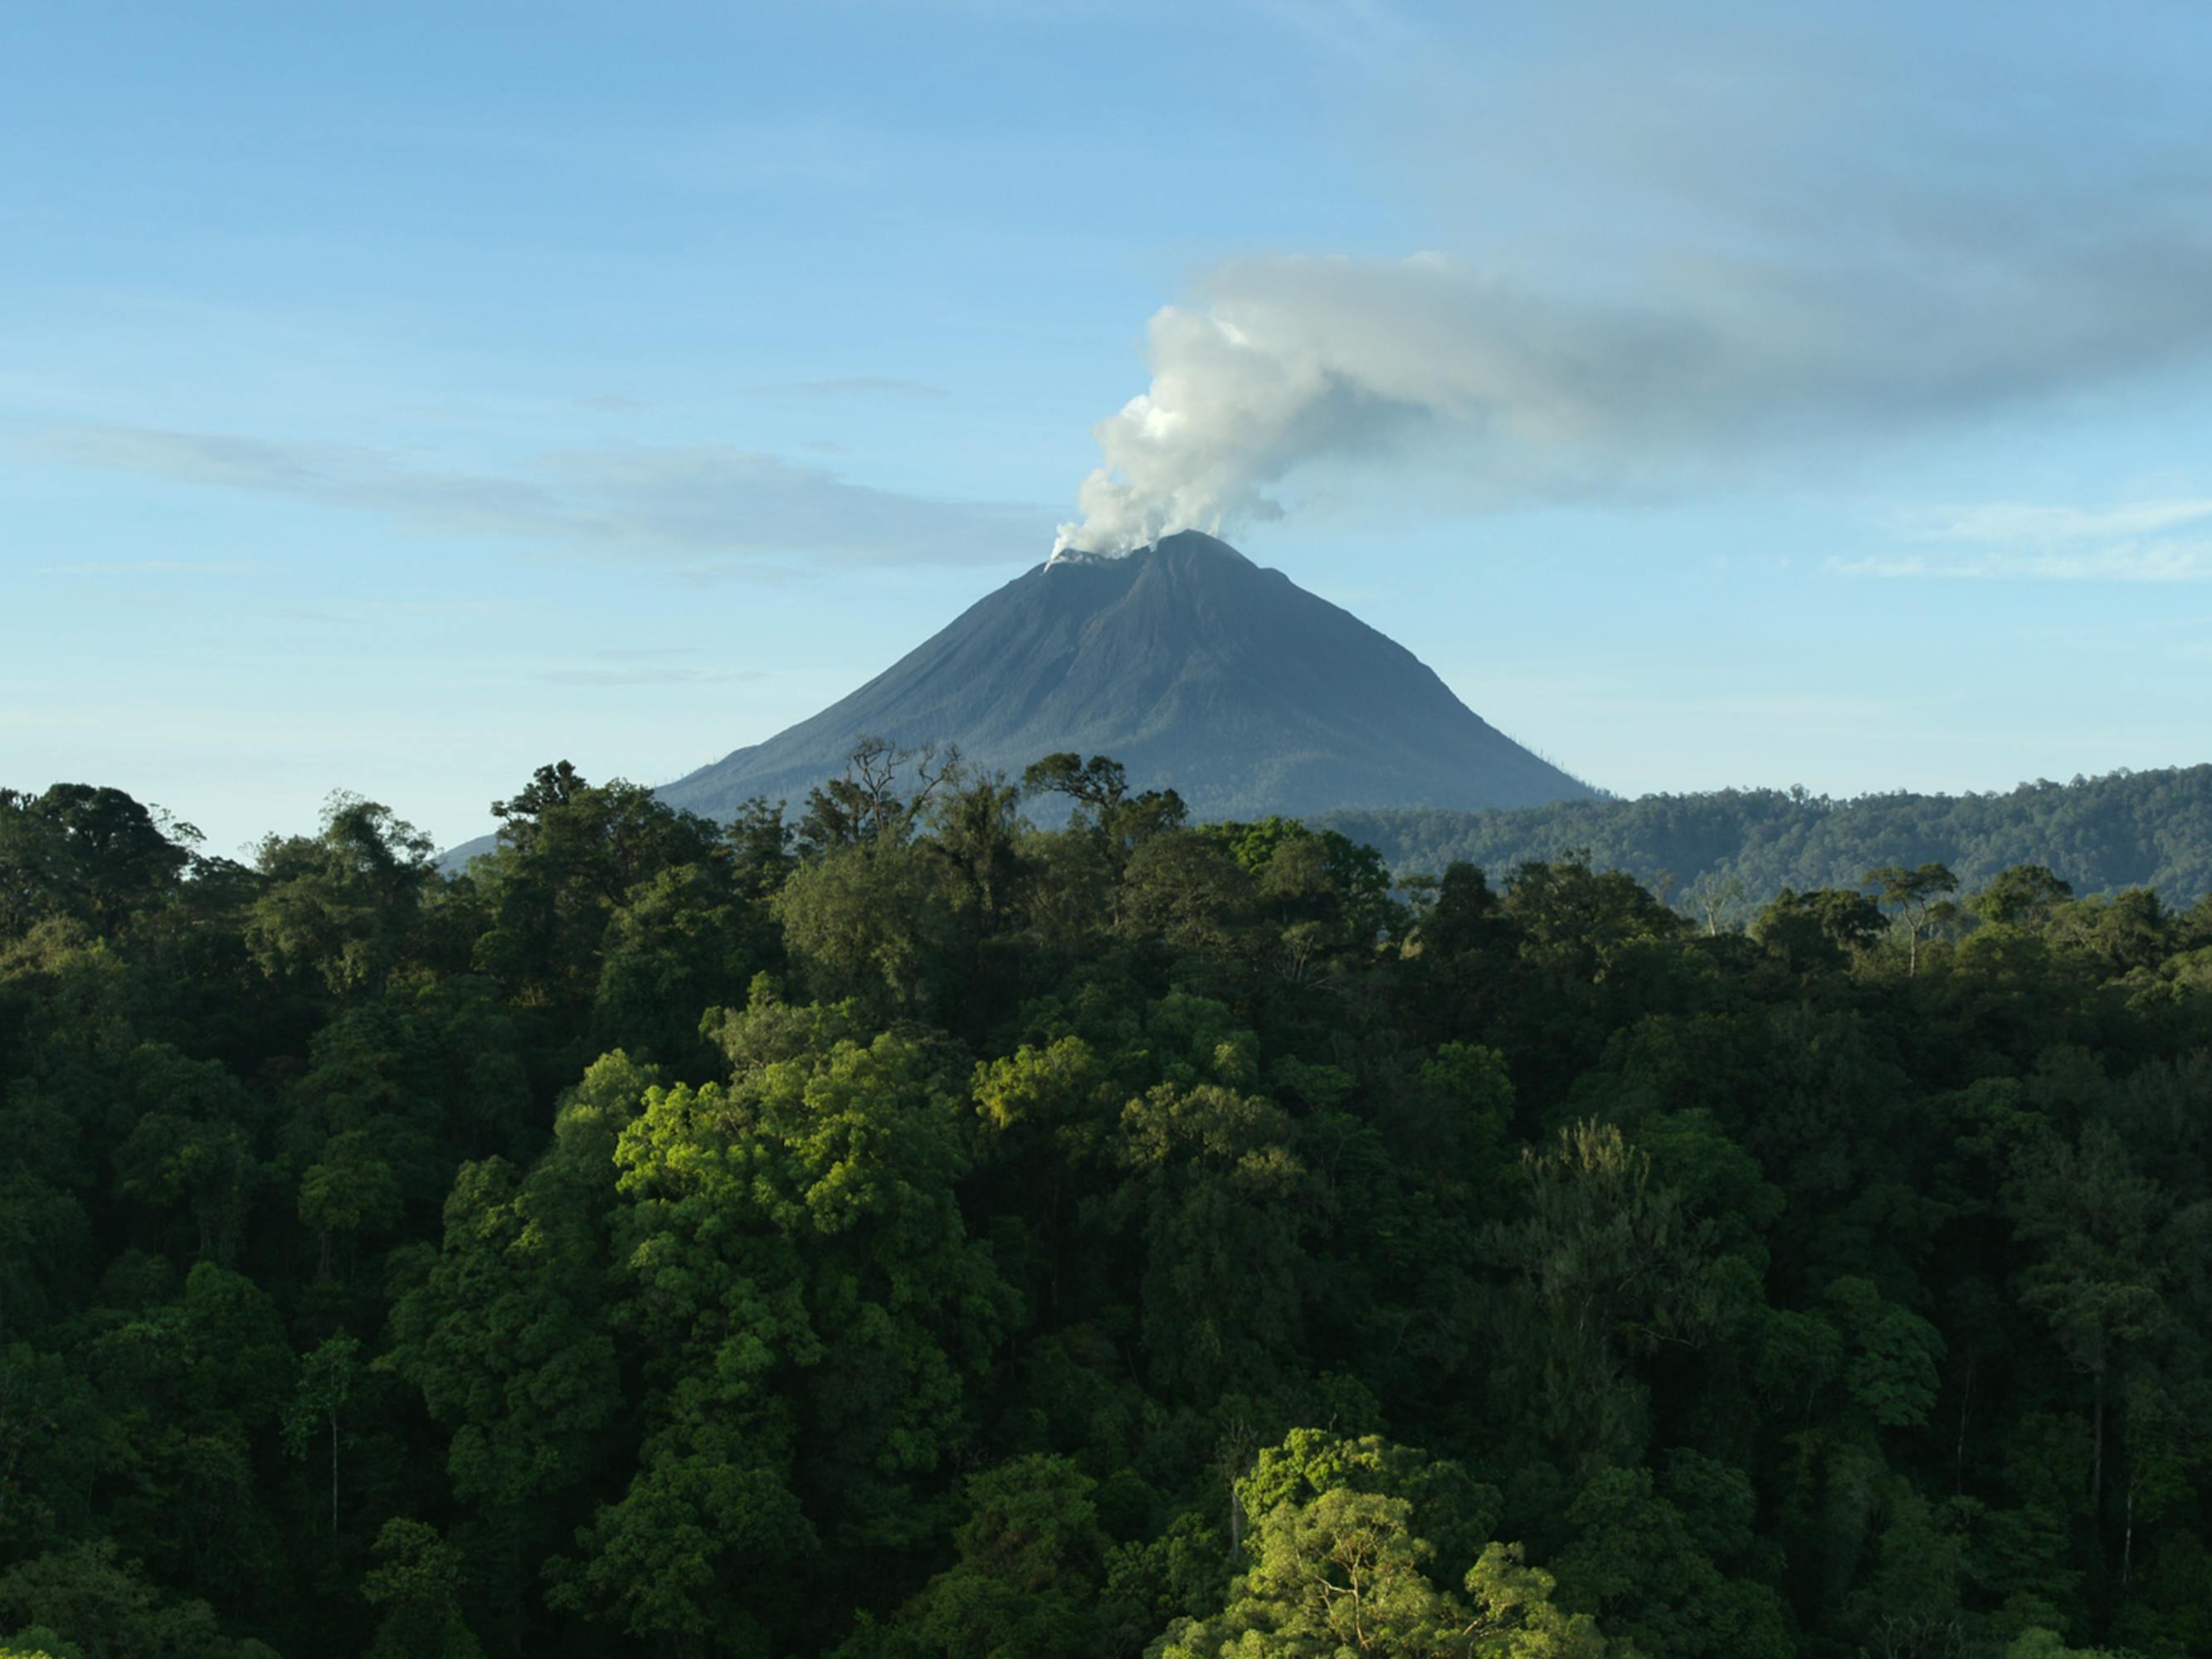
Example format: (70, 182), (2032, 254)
(2123, 1473), (2135, 1590)
(2092, 1369), (2105, 1511)
(1954, 1355), (1976, 1493)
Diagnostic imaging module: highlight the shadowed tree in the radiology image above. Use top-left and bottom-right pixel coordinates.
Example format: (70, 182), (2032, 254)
(1865, 863), (1961, 975)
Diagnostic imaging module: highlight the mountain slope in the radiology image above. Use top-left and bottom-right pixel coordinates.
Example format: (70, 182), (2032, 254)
(655, 531), (1595, 824)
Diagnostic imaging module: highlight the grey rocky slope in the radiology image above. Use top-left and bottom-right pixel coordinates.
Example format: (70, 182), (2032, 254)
(655, 531), (1594, 824)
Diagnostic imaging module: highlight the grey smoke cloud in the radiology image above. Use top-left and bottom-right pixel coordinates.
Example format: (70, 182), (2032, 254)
(1058, 12), (2212, 554)
(1056, 234), (2212, 555)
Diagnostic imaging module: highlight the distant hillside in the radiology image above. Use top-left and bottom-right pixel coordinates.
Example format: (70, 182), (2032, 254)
(1318, 765), (2212, 911)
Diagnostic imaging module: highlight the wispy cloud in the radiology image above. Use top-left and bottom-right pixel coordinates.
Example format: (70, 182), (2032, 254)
(1910, 500), (2212, 545)
(29, 422), (1050, 569)
(1832, 496), (2212, 581)
(1832, 544), (2212, 583)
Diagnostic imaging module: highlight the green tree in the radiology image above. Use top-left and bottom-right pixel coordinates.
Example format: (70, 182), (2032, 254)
(246, 795), (436, 997)
(296, 1130), (402, 1282)
(553, 1031), (1016, 1647)
(1971, 865), (2074, 928)
(0, 786), (197, 940)
(360, 1520), (483, 1659)
(1864, 863), (1961, 975)
(283, 1333), (361, 1545)
(774, 840), (965, 1017)
(1156, 1431), (1604, 1659)
(2008, 1120), (2168, 1514)
(1114, 1082), (1309, 1401)
(1752, 887), (1886, 973)
(853, 1455), (1108, 1658)
(1021, 752), (1187, 860)
(1554, 1462), (1789, 1659)
(1488, 1122), (1730, 1467)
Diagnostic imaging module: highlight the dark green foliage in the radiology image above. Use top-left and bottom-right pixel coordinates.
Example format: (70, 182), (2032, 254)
(4, 751), (2211, 1657)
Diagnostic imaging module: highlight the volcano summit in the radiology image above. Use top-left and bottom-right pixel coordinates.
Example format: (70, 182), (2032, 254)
(654, 532), (1594, 825)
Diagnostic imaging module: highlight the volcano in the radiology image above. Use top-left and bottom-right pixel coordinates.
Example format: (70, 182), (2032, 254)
(653, 531), (1595, 825)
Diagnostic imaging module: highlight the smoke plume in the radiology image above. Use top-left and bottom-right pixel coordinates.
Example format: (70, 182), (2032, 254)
(1055, 231), (2212, 557)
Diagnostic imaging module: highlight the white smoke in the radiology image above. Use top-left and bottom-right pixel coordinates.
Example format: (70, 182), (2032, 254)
(1054, 229), (2212, 557)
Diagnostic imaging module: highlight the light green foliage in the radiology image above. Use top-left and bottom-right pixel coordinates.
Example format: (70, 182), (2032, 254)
(1459, 1544), (1612, 1659)
(553, 1030), (1016, 1640)
(973, 1035), (1109, 1136)
(1157, 1431), (1602, 1659)
(1235, 1432), (1500, 1582)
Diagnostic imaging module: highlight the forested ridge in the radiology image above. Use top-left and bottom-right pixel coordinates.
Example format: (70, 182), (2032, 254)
(4, 752), (2212, 1659)
(1320, 766), (2212, 917)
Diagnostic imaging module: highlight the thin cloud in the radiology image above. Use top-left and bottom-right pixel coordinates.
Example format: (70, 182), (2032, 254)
(1830, 541), (2212, 584)
(1834, 494), (2212, 581)
(1911, 500), (2212, 545)
(30, 422), (1050, 569)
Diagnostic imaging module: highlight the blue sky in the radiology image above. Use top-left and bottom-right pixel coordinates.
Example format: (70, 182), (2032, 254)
(7, 1), (2211, 855)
